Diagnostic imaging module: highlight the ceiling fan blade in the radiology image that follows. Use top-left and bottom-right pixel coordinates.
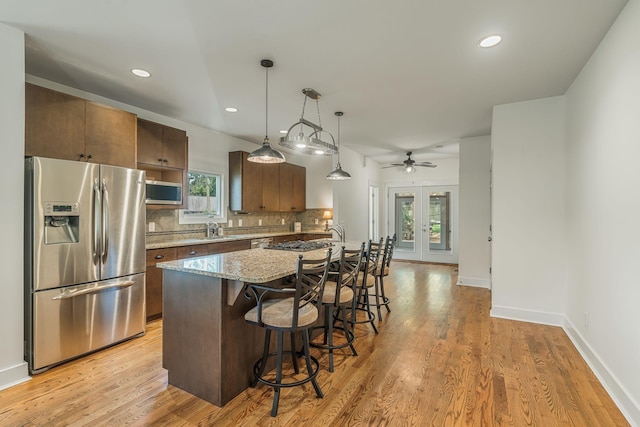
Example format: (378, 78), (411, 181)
(416, 164), (437, 168)
(382, 165), (399, 169)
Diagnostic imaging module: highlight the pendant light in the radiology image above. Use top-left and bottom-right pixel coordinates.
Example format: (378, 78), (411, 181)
(279, 88), (338, 156)
(247, 59), (286, 164)
(326, 112), (351, 180)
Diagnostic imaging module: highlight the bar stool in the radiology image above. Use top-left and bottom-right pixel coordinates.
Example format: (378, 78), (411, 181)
(244, 249), (332, 417)
(373, 235), (395, 321)
(348, 238), (383, 335)
(310, 243), (365, 372)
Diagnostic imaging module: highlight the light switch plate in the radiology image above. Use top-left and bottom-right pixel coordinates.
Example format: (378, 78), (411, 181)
(238, 219), (243, 227)
(258, 219), (262, 226)
(149, 222), (155, 232)
(228, 220), (233, 227)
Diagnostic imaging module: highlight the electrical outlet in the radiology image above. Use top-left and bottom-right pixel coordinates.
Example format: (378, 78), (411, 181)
(584, 312), (589, 328)
(258, 219), (262, 226)
(148, 222), (155, 232)
(228, 220), (233, 227)
(281, 218), (285, 225)
(238, 219), (243, 227)
(314, 218), (318, 224)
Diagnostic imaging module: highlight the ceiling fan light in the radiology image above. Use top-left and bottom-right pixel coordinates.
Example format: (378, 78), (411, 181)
(404, 165), (416, 174)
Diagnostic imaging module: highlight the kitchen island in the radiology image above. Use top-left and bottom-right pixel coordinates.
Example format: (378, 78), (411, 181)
(156, 241), (355, 406)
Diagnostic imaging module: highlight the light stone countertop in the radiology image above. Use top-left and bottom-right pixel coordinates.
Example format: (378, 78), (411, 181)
(146, 231), (330, 250)
(156, 240), (364, 283)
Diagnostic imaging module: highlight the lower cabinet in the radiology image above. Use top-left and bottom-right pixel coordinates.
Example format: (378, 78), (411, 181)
(145, 239), (252, 321)
(145, 247), (177, 321)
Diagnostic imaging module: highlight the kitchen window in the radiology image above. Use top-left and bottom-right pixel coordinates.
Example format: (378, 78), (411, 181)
(178, 170), (225, 224)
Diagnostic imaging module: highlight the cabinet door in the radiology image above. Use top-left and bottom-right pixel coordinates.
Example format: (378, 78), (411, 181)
(262, 163), (280, 211)
(278, 163), (294, 212)
(25, 83), (85, 161)
(242, 152), (264, 212)
(146, 247), (177, 321)
(85, 102), (136, 168)
(291, 164), (306, 212)
(137, 119), (164, 166)
(162, 125), (187, 169)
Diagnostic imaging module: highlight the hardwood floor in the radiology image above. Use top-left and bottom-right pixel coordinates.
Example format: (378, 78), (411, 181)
(0, 263), (628, 426)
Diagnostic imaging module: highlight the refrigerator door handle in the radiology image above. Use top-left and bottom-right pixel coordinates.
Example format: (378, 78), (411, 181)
(101, 179), (110, 263)
(93, 178), (101, 264)
(51, 280), (136, 300)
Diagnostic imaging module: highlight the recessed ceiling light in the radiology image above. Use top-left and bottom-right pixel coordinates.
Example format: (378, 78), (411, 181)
(295, 143), (307, 149)
(225, 107), (238, 113)
(131, 68), (151, 78)
(314, 149), (324, 155)
(280, 130), (288, 134)
(478, 35), (502, 48)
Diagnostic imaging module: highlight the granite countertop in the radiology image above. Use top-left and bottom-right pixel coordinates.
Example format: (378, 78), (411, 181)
(156, 240), (363, 283)
(146, 231), (331, 250)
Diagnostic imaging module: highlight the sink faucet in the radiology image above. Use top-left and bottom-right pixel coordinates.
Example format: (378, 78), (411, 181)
(327, 224), (345, 244)
(207, 221), (220, 238)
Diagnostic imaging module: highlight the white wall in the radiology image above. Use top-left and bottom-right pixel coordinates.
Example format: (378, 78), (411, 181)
(563, 0), (640, 422)
(0, 24), (29, 390)
(491, 96), (566, 325)
(332, 147), (380, 243)
(458, 136), (491, 288)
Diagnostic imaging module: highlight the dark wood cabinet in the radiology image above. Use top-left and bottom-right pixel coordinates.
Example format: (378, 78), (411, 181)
(136, 118), (188, 209)
(146, 247), (177, 321)
(229, 151), (305, 213)
(279, 163), (306, 212)
(137, 118), (187, 169)
(145, 239), (251, 321)
(25, 83), (136, 168)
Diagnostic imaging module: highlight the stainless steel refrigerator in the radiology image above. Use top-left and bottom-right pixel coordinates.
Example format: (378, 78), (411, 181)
(24, 156), (146, 373)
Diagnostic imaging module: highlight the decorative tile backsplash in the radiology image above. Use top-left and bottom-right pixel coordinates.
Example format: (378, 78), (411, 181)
(146, 208), (331, 242)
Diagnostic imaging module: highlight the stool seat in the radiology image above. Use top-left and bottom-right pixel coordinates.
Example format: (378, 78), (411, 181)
(322, 281), (355, 304)
(245, 298), (318, 329)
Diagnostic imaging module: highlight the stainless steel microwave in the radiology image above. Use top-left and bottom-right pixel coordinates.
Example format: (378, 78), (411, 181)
(145, 180), (182, 205)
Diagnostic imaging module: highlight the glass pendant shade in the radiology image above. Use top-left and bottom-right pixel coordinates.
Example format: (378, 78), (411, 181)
(248, 59), (286, 164)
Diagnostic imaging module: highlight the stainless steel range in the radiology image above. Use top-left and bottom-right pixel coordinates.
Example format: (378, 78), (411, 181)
(264, 240), (334, 252)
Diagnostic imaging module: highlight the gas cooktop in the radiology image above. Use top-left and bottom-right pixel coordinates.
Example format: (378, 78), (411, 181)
(264, 240), (334, 252)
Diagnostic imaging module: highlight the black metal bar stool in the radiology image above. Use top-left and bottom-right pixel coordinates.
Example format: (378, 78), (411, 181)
(347, 238), (383, 335)
(373, 234), (395, 321)
(310, 243), (365, 372)
(244, 250), (332, 417)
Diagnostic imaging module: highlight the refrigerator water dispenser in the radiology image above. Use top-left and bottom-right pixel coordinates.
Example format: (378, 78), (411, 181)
(43, 202), (80, 244)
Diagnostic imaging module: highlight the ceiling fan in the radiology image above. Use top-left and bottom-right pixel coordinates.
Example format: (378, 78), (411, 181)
(382, 151), (437, 174)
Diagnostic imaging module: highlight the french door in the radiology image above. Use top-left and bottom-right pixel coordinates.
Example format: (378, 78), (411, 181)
(388, 185), (458, 263)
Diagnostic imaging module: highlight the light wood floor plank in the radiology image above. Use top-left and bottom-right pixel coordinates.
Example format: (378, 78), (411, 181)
(0, 262), (629, 426)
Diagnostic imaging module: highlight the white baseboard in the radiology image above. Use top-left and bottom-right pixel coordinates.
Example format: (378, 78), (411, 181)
(490, 305), (564, 326)
(457, 276), (491, 288)
(563, 318), (640, 427)
(0, 361), (30, 391)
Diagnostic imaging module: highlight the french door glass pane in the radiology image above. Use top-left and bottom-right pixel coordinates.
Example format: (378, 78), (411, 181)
(429, 191), (450, 251)
(395, 193), (415, 250)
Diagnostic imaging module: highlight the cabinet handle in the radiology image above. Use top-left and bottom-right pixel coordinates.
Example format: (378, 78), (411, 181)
(158, 158), (163, 162)
(291, 207), (296, 210)
(155, 254), (164, 259)
(162, 159), (168, 163)
(189, 251), (197, 255)
(87, 154), (92, 160)
(79, 153), (85, 159)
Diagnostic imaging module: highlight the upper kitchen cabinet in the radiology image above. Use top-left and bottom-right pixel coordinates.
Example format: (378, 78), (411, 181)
(25, 83), (136, 169)
(229, 151), (305, 213)
(137, 119), (187, 169)
(279, 162), (306, 212)
(229, 151), (279, 212)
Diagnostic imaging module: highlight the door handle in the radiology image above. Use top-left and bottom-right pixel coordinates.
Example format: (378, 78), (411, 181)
(488, 237), (492, 242)
(101, 179), (110, 262)
(52, 281), (135, 300)
(93, 178), (101, 264)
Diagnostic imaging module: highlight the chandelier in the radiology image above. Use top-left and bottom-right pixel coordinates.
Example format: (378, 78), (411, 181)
(279, 88), (338, 156)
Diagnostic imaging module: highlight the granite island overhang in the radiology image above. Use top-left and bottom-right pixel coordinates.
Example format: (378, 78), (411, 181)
(156, 241), (361, 406)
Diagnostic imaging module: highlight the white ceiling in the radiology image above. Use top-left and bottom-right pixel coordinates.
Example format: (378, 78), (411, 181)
(0, 0), (628, 165)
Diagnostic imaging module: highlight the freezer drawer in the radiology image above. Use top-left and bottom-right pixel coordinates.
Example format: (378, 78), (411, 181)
(29, 273), (145, 373)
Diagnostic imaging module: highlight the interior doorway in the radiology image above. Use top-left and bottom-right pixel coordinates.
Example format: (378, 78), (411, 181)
(368, 184), (379, 242)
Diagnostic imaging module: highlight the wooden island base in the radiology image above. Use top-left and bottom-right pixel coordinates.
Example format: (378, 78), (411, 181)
(162, 269), (272, 406)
